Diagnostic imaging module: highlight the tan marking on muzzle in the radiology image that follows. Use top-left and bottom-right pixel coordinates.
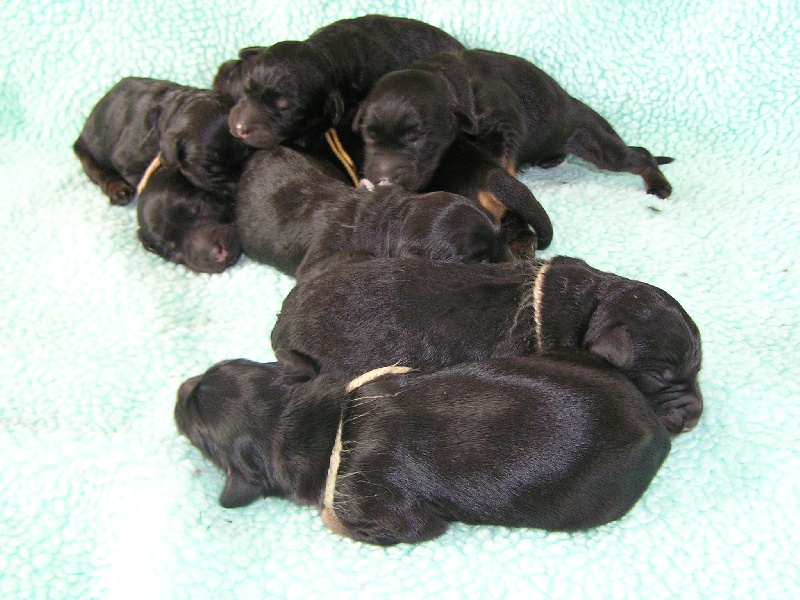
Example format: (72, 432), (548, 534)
(136, 152), (163, 196)
(322, 365), (414, 512)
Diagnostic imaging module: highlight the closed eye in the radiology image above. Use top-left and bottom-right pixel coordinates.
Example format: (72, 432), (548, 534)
(403, 129), (423, 143)
(637, 371), (670, 394)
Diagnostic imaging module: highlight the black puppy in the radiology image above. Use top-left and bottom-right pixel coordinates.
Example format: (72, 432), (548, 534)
(235, 148), (512, 277)
(175, 351), (670, 545)
(136, 167), (242, 273)
(219, 15), (464, 149)
(74, 77), (250, 205)
(355, 49), (673, 197)
(272, 256), (703, 435)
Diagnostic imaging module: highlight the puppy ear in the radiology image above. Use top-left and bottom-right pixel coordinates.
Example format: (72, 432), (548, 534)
(238, 46), (263, 60)
(325, 91), (345, 126)
(220, 470), (266, 508)
(159, 129), (182, 168)
(453, 104), (479, 136)
(586, 324), (634, 369)
(275, 349), (319, 381)
(219, 434), (268, 508)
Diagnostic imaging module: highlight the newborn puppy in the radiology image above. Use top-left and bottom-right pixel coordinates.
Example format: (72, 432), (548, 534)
(272, 256), (703, 435)
(137, 167), (241, 273)
(235, 148), (511, 278)
(355, 49), (673, 197)
(220, 15), (464, 149)
(74, 77), (250, 205)
(175, 351), (670, 545)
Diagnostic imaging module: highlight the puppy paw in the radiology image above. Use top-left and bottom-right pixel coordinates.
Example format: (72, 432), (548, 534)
(644, 172), (672, 199)
(647, 182), (672, 199)
(105, 180), (135, 205)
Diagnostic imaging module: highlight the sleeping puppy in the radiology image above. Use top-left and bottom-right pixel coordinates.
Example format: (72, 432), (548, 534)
(74, 77), (250, 205)
(355, 49), (673, 198)
(137, 167), (241, 273)
(272, 256), (703, 435)
(219, 15), (464, 149)
(235, 148), (512, 278)
(175, 351), (670, 546)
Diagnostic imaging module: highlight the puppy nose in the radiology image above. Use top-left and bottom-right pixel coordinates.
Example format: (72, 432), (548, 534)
(234, 122), (250, 138)
(210, 241), (229, 263)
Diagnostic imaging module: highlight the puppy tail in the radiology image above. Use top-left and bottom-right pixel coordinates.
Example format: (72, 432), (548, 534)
(484, 170), (553, 250)
(655, 156), (674, 165)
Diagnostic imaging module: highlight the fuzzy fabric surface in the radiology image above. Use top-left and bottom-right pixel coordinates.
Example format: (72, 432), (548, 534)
(1, 0), (798, 598)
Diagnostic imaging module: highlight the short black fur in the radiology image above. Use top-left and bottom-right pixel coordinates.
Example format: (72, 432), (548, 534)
(175, 351), (670, 545)
(272, 256), (703, 435)
(355, 49), (673, 197)
(136, 167), (241, 273)
(235, 148), (512, 278)
(75, 77), (250, 204)
(218, 15), (464, 149)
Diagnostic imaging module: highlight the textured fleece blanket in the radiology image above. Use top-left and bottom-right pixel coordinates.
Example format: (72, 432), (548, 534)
(1, 0), (798, 598)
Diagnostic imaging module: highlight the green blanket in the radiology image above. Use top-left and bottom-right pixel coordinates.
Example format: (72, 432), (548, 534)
(1, 0), (798, 597)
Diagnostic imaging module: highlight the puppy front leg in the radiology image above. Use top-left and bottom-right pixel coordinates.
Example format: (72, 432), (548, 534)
(73, 138), (135, 205)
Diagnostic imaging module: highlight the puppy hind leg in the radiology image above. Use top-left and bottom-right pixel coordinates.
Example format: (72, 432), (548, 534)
(564, 122), (672, 198)
(73, 138), (135, 205)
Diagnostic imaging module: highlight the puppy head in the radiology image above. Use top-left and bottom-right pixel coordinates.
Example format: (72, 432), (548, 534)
(584, 282), (703, 434)
(160, 94), (251, 199)
(227, 41), (341, 148)
(354, 69), (466, 191)
(212, 47), (274, 102)
(136, 168), (242, 274)
(175, 359), (311, 508)
(379, 190), (513, 263)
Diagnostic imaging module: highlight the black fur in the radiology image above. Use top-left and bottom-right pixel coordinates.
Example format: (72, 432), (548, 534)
(355, 49), (673, 197)
(74, 77), (250, 204)
(136, 167), (241, 273)
(272, 256), (703, 435)
(426, 136), (553, 252)
(218, 15), (464, 149)
(175, 351), (670, 545)
(235, 148), (512, 278)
